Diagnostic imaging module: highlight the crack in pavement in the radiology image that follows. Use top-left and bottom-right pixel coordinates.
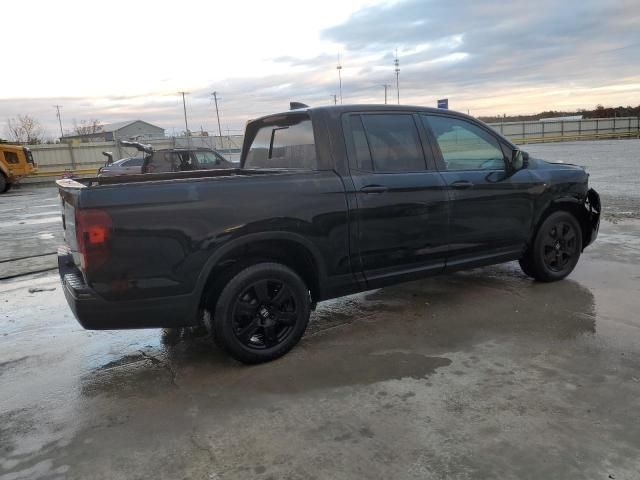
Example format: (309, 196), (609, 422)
(190, 432), (216, 463)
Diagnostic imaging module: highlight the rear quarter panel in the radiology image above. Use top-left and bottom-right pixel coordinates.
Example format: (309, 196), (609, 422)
(78, 171), (351, 302)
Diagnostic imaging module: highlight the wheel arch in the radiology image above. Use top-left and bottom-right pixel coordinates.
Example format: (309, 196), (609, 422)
(532, 196), (591, 250)
(194, 232), (325, 314)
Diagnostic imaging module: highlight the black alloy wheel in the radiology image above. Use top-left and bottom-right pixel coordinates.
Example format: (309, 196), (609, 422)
(232, 279), (298, 350)
(519, 211), (582, 282)
(209, 262), (311, 364)
(541, 220), (578, 272)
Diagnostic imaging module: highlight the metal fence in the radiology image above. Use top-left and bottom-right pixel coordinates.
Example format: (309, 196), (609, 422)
(27, 135), (244, 177)
(23, 116), (640, 180)
(487, 116), (640, 144)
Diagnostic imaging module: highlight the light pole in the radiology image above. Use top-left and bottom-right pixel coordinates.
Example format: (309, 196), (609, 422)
(382, 84), (392, 104)
(336, 54), (343, 104)
(212, 92), (223, 140)
(178, 91), (191, 149)
(178, 91), (190, 136)
(394, 50), (400, 105)
(54, 105), (64, 139)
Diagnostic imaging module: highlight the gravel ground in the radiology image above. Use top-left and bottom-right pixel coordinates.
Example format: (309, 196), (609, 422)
(524, 139), (640, 220)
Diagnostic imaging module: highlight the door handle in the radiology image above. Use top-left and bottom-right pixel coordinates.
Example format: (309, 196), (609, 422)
(360, 185), (388, 194)
(450, 180), (474, 190)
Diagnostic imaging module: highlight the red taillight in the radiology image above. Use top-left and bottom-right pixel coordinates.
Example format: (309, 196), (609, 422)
(75, 209), (112, 271)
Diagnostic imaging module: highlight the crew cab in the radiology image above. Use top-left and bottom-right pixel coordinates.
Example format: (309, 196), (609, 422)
(57, 105), (600, 363)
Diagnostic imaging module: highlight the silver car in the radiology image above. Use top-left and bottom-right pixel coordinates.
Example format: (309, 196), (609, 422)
(98, 157), (145, 177)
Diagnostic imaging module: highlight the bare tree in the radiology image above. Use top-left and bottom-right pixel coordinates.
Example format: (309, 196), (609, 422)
(72, 119), (104, 136)
(6, 115), (45, 144)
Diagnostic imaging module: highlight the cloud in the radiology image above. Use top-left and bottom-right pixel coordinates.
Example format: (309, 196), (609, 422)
(2, 0), (639, 137)
(320, 0), (640, 91)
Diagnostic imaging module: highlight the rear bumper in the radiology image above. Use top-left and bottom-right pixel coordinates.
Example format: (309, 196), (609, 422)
(58, 248), (198, 330)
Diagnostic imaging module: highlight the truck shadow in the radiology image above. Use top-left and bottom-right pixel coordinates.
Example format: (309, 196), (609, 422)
(79, 262), (596, 399)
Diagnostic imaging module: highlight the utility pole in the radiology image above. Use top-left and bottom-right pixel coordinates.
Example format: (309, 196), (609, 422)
(382, 84), (391, 104)
(394, 50), (400, 105)
(178, 91), (190, 136)
(54, 105), (64, 139)
(336, 54), (343, 104)
(212, 91), (223, 140)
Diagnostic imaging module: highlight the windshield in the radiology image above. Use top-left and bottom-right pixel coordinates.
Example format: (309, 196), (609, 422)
(23, 148), (34, 164)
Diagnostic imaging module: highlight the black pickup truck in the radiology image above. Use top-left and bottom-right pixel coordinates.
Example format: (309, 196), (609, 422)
(57, 104), (600, 363)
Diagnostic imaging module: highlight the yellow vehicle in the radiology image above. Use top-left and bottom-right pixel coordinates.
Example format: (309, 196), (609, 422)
(0, 144), (37, 193)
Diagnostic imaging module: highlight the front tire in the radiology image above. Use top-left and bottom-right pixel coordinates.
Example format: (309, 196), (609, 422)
(0, 174), (9, 193)
(209, 262), (311, 364)
(520, 211), (582, 282)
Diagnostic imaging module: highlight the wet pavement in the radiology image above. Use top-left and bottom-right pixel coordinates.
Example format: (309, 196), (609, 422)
(2, 140), (640, 479)
(0, 187), (61, 280)
(525, 139), (640, 221)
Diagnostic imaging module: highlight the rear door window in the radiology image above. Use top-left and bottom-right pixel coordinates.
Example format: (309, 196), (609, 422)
(347, 115), (374, 171)
(346, 114), (426, 172)
(245, 117), (317, 169)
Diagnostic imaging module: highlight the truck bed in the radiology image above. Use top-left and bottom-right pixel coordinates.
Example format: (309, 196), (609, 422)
(63, 167), (287, 189)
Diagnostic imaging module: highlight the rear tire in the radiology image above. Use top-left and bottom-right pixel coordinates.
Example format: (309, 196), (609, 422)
(209, 262), (311, 364)
(520, 211), (582, 282)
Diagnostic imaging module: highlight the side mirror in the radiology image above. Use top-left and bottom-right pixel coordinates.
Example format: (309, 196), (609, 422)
(511, 149), (529, 171)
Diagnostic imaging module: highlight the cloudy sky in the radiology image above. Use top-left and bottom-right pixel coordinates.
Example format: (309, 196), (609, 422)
(2, 0), (639, 138)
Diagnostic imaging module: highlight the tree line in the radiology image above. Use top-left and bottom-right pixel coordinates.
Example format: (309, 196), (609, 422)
(2, 116), (103, 144)
(478, 105), (640, 123)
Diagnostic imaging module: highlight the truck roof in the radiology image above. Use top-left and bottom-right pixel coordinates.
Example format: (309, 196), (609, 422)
(250, 104), (472, 123)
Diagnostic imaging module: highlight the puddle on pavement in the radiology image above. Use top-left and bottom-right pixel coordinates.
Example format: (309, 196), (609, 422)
(76, 264), (597, 400)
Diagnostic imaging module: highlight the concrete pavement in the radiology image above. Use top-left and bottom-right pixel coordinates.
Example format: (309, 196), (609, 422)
(2, 139), (640, 479)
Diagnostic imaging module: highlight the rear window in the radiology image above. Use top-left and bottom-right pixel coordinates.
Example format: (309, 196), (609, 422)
(245, 116), (317, 169)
